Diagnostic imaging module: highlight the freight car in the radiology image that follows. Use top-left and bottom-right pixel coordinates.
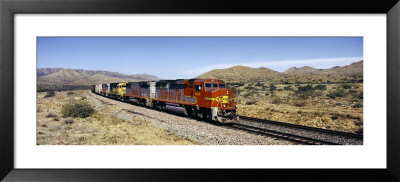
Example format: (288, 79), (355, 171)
(90, 85), (95, 93)
(101, 84), (108, 96)
(94, 84), (102, 94)
(92, 79), (238, 123)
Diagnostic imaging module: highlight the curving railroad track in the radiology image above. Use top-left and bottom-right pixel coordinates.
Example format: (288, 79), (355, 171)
(233, 116), (363, 145)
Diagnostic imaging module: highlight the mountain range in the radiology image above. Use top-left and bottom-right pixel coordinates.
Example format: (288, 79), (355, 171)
(38, 60), (363, 87)
(197, 60), (363, 83)
(37, 68), (161, 86)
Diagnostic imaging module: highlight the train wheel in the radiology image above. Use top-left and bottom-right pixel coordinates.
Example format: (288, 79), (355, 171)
(186, 107), (193, 118)
(204, 113), (208, 121)
(204, 111), (212, 121)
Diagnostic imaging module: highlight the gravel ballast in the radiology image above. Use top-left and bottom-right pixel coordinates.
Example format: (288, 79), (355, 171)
(87, 92), (293, 145)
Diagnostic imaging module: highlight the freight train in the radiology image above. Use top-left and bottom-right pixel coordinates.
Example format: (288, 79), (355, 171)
(90, 79), (238, 123)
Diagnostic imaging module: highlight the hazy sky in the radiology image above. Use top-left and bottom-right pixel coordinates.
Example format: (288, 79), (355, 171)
(37, 37), (363, 79)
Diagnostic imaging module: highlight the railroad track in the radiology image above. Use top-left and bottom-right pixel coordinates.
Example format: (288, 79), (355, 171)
(227, 123), (339, 145)
(237, 116), (363, 145)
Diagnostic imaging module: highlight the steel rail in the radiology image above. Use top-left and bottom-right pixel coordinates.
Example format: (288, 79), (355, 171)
(239, 115), (363, 140)
(228, 123), (339, 145)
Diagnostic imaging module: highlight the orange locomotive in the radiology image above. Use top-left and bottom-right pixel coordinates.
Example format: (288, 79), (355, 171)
(123, 79), (238, 123)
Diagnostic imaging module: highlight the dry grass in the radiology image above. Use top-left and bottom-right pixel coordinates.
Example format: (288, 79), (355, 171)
(234, 82), (363, 134)
(37, 90), (195, 145)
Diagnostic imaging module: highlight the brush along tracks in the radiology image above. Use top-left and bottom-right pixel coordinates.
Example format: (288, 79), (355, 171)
(236, 116), (363, 145)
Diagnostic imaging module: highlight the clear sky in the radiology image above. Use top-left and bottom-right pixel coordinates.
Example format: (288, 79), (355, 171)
(37, 37), (363, 79)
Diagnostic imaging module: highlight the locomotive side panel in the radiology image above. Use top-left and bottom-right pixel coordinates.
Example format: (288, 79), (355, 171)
(109, 82), (119, 96)
(126, 82), (140, 97)
(155, 80), (193, 104)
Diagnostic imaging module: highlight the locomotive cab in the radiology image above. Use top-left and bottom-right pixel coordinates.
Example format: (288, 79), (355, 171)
(184, 79), (238, 123)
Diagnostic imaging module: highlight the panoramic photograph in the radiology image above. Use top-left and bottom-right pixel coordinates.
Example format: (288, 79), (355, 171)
(36, 37), (363, 145)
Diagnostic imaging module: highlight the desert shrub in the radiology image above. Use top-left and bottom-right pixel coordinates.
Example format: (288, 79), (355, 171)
(272, 98), (283, 104)
(284, 85), (293, 91)
(346, 114), (361, 120)
(277, 88), (283, 91)
(243, 91), (255, 98)
(294, 99), (307, 107)
(255, 82), (264, 87)
(314, 84), (327, 90)
(297, 84), (314, 92)
(64, 117), (74, 124)
(231, 87), (241, 96)
(44, 91), (56, 98)
(354, 120), (363, 126)
(348, 90), (357, 94)
(61, 100), (95, 118)
(327, 89), (347, 99)
(341, 84), (352, 89)
(46, 112), (58, 118)
(236, 82), (244, 87)
(331, 114), (340, 120)
(294, 85), (317, 98)
(269, 83), (277, 92)
(67, 91), (74, 95)
(245, 100), (257, 105)
(355, 92), (363, 99)
(352, 103), (363, 108)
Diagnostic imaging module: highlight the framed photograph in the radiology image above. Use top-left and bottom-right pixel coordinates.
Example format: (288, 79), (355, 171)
(1, 0), (399, 181)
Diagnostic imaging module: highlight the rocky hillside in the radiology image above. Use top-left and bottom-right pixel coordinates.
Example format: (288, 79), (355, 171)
(37, 68), (161, 86)
(283, 66), (321, 74)
(197, 61), (363, 83)
(197, 65), (280, 82)
(284, 60), (363, 75)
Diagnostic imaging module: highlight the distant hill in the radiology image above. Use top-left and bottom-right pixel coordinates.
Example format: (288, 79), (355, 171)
(283, 66), (321, 74)
(37, 68), (161, 86)
(283, 60), (363, 75)
(197, 65), (280, 82)
(196, 60), (363, 83)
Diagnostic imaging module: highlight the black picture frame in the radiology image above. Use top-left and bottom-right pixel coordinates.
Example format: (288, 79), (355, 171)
(1, 0), (399, 181)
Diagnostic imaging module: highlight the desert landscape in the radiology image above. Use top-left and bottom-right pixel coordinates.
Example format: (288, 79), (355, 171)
(36, 90), (195, 145)
(37, 60), (363, 145)
(198, 61), (363, 134)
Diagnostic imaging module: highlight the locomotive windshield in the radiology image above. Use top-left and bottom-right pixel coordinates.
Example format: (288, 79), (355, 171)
(219, 84), (225, 88)
(205, 83), (218, 88)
